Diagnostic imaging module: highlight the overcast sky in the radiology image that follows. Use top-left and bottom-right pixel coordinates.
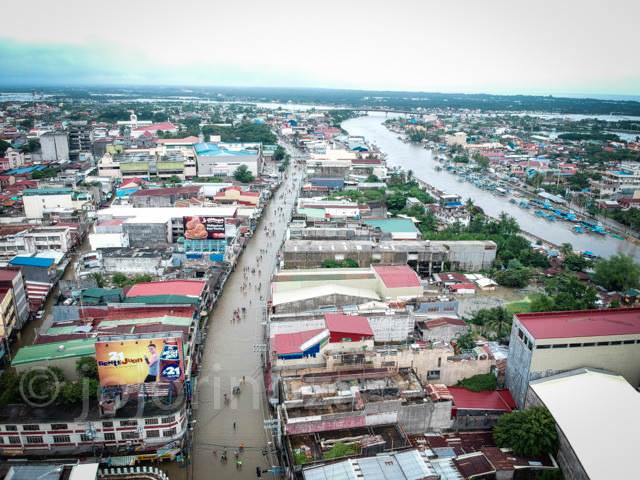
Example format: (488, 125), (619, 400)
(1, 0), (639, 96)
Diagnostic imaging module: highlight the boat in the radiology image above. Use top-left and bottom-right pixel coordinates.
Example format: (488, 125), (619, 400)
(509, 198), (517, 204)
(609, 232), (625, 240)
(591, 225), (606, 235)
(573, 226), (585, 234)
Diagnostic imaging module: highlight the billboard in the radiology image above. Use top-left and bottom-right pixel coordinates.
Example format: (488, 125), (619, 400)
(96, 336), (185, 387)
(184, 216), (225, 240)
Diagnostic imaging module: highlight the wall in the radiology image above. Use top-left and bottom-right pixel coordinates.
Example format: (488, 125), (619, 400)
(23, 194), (73, 219)
(123, 222), (170, 248)
(89, 233), (129, 250)
(103, 256), (162, 275)
(274, 293), (379, 314)
(504, 320), (533, 408)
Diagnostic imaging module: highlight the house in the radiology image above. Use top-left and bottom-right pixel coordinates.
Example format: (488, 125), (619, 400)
(417, 317), (467, 344)
(448, 386), (516, 430)
(213, 186), (260, 206)
(131, 122), (178, 138)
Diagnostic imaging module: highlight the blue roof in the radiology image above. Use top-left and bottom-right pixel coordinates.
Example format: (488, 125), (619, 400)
(309, 178), (345, 188)
(5, 165), (47, 175)
(9, 256), (55, 268)
(194, 143), (256, 157)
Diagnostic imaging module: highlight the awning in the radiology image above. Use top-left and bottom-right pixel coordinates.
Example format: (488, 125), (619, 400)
(106, 455), (136, 466)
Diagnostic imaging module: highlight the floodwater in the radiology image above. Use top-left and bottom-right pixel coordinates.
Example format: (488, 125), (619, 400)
(343, 112), (640, 261)
(188, 158), (304, 480)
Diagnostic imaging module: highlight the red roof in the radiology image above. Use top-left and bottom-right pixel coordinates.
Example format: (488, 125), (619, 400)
(448, 387), (516, 412)
(272, 329), (326, 355)
(517, 307), (640, 339)
(372, 265), (421, 288)
(324, 313), (373, 336)
(155, 136), (199, 144)
(0, 268), (20, 282)
(126, 280), (205, 298)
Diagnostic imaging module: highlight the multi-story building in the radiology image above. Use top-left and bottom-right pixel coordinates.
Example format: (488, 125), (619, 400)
(505, 308), (640, 407)
(67, 121), (92, 161)
(194, 142), (263, 177)
(22, 188), (92, 219)
(0, 225), (75, 260)
(40, 131), (69, 162)
(0, 267), (29, 331)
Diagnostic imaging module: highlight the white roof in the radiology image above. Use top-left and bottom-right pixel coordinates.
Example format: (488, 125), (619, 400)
(69, 463), (100, 480)
(97, 205), (240, 222)
(272, 284), (380, 306)
(530, 368), (640, 480)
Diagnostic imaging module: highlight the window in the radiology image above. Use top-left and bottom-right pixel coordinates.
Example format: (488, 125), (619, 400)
(80, 434), (92, 442)
(437, 357), (442, 368)
(161, 416), (174, 424)
(427, 370), (441, 380)
(26, 436), (44, 444)
(582, 342), (595, 347)
(102, 421), (113, 428)
(536, 345), (551, 349)
(23, 425), (40, 431)
(145, 418), (159, 425)
(163, 428), (177, 438)
(146, 430), (160, 438)
(50, 423), (68, 430)
(120, 420), (138, 427)
(8, 436), (20, 444)
(53, 435), (71, 443)
(569, 343), (581, 348)
(104, 432), (116, 441)
(552, 344), (568, 349)
(596, 341), (610, 346)
(5, 425), (17, 432)
(610, 341), (622, 345)
(121, 431), (139, 440)
(623, 340), (635, 345)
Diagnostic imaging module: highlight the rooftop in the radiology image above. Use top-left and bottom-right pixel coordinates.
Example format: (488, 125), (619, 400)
(517, 307), (640, 340)
(194, 142), (257, 157)
(364, 217), (419, 234)
(12, 338), (96, 365)
(126, 280), (206, 299)
(272, 328), (327, 355)
(325, 313), (373, 336)
(448, 387), (516, 412)
(131, 185), (201, 197)
(530, 368), (640, 479)
(373, 265), (421, 289)
(9, 256), (55, 268)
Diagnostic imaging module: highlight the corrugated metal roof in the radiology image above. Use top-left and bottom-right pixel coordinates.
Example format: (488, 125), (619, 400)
(13, 338), (96, 365)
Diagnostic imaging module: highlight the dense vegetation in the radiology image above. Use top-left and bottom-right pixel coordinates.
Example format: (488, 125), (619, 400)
(593, 253), (640, 292)
(468, 307), (513, 341)
(456, 373), (497, 392)
(529, 273), (597, 312)
(201, 122), (276, 144)
(233, 164), (255, 183)
(493, 407), (558, 457)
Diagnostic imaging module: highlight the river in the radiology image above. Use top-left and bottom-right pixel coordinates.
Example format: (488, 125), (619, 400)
(343, 112), (640, 261)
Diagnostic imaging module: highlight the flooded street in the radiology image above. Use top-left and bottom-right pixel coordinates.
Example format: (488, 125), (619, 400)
(188, 158), (304, 480)
(343, 113), (640, 260)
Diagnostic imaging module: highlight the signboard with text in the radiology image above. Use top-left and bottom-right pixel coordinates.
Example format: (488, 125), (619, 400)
(95, 336), (185, 387)
(184, 216), (225, 240)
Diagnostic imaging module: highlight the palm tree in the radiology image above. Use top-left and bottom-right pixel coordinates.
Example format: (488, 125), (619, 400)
(559, 243), (573, 257)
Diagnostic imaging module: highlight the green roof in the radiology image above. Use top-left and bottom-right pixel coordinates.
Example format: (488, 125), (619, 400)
(12, 338), (96, 365)
(297, 207), (326, 219)
(23, 188), (74, 196)
(120, 162), (149, 172)
(364, 218), (419, 234)
(82, 288), (123, 299)
(123, 295), (199, 305)
(157, 161), (184, 170)
(99, 316), (193, 328)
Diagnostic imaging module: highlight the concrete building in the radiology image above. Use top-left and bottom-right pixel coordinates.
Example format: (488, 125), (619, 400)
(194, 142), (262, 177)
(40, 131), (69, 162)
(130, 186), (201, 208)
(445, 132), (468, 147)
(0, 225), (74, 260)
(122, 217), (172, 248)
(100, 248), (174, 275)
(0, 267), (28, 331)
(67, 122), (92, 160)
(505, 308), (640, 407)
(526, 368), (640, 480)
(22, 188), (92, 219)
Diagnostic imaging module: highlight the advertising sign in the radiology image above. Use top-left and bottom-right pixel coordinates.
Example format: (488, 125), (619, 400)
(184, 216), (225, 240)
(96, 336), (185, 386)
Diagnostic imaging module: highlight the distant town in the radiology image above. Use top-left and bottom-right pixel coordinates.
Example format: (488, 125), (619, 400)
(0, 88), (639, 480)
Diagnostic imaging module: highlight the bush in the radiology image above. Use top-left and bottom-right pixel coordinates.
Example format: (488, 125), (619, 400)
(457, 373), (497, 392)
(76, 357), (98, 380)
(493, 406), (558, 457)
(495, 267), (531, 288)
(323, 442), (358, 459)
(61, 378), (99, 405)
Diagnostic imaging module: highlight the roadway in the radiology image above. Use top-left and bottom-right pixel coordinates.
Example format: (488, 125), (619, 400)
(189, 155), (303, 479)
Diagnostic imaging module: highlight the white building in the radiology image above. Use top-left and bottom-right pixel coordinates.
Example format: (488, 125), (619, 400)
(22, 188), (92, 219)
(40, 131), (69, 162)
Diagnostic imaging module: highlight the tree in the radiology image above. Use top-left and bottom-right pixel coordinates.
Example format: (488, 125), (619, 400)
(469, 307), (513, 341)
(233, 165), (254, 183)
(112, 272), (129, 288)
(61, 378), (99, 405)
(76, 357), (99, 380)
(593, 253), (640, 292)
(530, 273), (597, 312)
(273, 145), (287, 161)
(19, 367), (66, 405)
(454, 330), (476, 351)
(493, 407), (558, 457)
(563, 253), (590, 272)
(495, 267), (532, 289)
(385, 192), (406, 212)
(91, 272), (105, 288)
(0, 139), (10, 156)
(365, 174), (380, 183)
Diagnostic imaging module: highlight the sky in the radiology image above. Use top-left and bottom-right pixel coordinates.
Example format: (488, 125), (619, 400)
(1, 0), (639, 96)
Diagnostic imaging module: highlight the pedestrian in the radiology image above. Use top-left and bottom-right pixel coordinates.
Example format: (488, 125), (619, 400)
(233, 421), (237, 430)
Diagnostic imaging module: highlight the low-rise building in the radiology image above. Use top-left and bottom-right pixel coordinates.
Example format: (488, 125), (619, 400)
(22, 188), (92, 219)
(194, 142), (262, 177)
